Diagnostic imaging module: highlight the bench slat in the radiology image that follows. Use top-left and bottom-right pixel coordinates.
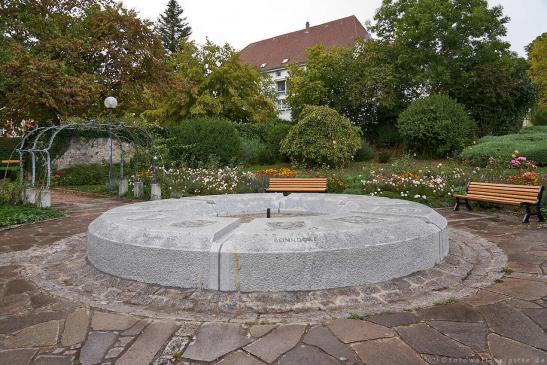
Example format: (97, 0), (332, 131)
(467, 188), (539, 199)
(1, 160), (20, 164)
(469, 182), (541, 190)
(267, 177), (327, 193)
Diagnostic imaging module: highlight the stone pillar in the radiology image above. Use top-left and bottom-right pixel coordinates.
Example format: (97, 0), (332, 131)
(133, 181), (144, 198)
(24, 187), (37, 204)
(150, 183), (161, 201)
(38, 189), (51, 208)
(118, 179), (128, 197)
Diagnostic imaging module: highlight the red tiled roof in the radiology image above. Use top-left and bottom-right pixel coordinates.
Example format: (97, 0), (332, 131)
(240, 15), (369, 71)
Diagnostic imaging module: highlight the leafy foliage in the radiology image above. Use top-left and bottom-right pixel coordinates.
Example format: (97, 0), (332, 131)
(0, 180), (24, 204)
(157, 0), (192, 53)
(57, 164), (109, 186)
(460, 126), (547, 167)
(0, 1), (167, 126)
(235, 120), (291, 164)
(144, 41), (276, 124)
(0, 137), (22, 160)
(530, 106), (547, 126)
(527, 33), (547, 108)
(164, 118), (241, 167)
(287, 41), (402, 131)
(0, 204), (64, 228)
(397, 95), (476, 157)
(371, 0), (536, 136)
(280, 106), (362, 168)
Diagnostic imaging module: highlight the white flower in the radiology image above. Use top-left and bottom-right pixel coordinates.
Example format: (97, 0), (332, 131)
(422, 195), (426, 199)
(414, 195), (421, 199)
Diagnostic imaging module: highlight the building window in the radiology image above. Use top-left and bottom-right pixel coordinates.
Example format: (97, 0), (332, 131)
(276, 71), (281, 77)
(276, 80), (286, 94)
(277, 98), (289, 111)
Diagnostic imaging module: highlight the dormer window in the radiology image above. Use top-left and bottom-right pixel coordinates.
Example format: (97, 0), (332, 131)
(260, 63), (267, 68)
(281, 58), (289, 64)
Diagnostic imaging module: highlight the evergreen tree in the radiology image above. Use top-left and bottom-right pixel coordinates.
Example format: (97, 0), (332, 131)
(157, 0), (192, 53)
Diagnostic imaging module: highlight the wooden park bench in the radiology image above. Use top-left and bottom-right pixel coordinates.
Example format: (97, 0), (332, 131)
(1, 159), (20, 172)
(453, 182), (545, 223)
(266, 178), (328, 193)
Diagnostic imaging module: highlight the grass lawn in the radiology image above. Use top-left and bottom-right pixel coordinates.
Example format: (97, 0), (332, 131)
(61, 185), (115, 196)
(0, 204), (64, 228)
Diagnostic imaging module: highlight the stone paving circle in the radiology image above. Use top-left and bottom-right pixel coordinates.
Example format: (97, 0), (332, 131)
(87, 193), (449, 292)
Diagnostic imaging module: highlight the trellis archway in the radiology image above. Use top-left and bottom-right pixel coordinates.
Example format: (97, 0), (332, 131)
(15, 121), (158, 197)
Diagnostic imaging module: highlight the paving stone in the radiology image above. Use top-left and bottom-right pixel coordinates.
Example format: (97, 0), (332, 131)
(489, 278), (547, 301)
(79, 331), (117, 365)
(61, 307), (90, 346)
(396, 323), (474, 358)
(120, 319), (150, 336)
(249, 325), (277, 338)
(461, 290), (508, 307)
(116, 321), (178, 365)
(216, 351), (266, 365)
(91, 312), (137, 331)
(0, 310), (71, 335)
(488, 334), (547, 364)
(352, 337), (427, 365)
(105, 347), (125, 359)
(5, 320), (61, 348)
(33, 355), (73, 365)
(506, 298), (543, 309)
(30, 293), (57, 309)
(368, 312), (418, 327)
(416, 303), (482, 322)
(114, 336), (133, 347)
(302, 326), (357, 362)
(4, 278), (34, 295)
(427, 321), (487, 352)
(0, 349), (37, 365)
(277, 345), (338, 365)
(478, 302), (547, 350)
(523, 308), (547, 329)
(182, 323), (250, 362)
(326, 319), (394, 344)
(244, 324), (306, 363)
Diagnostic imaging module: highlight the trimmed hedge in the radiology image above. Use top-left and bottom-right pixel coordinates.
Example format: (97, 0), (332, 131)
(166, 118), (241, 167)
(460, 126), (547, 166)
(235, 120), (291, 164)
(397, 95), (476, 157)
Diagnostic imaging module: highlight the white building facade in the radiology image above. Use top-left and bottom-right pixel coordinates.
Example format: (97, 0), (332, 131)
(240, 16), (369, 121)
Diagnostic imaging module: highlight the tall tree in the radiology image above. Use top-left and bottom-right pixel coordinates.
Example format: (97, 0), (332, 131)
(0, 0), (167, 126)
(527, 33), (547, 108)
(157, 0), (192, 53)
(143, 40), (276, 124)
(372, 0), (536, 135)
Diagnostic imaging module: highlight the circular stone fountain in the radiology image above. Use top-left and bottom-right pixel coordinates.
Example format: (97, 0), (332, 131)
(87, 194), (448, 292)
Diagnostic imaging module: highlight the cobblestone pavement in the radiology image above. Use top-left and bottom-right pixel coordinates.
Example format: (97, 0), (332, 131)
(0, 191), (546, 365)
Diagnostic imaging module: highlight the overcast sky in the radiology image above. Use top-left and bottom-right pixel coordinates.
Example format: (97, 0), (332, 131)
(122, 0), (547, 57)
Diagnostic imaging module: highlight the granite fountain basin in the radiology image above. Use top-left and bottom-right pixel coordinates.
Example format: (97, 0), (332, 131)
(87, 193), (448, 292)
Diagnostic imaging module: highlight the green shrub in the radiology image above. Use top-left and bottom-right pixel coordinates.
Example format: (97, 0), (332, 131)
(460, 126), (547, 166)
(355, 139), (375, 162)
(58, 164), (108, 186)
(375, 122), (402, 147)
(0, 179), (24, 204)
(0, 137), (22, 160)
(235, 120), (291, 164)
(530, 106), (547, 126)
(0, 204), (64, 228)
(166, 118), (241, 167)
(280, 106), (362, 168)
(378, 151), (392, 163)
(397, 95), (476, 157)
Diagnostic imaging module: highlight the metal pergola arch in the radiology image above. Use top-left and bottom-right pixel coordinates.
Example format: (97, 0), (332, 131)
(15, 122), (158, 190)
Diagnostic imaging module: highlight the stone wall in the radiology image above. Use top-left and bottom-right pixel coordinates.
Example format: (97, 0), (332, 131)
(53, 137), (132, 170)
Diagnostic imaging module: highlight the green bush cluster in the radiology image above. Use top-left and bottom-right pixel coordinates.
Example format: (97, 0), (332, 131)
(0, 204), (64, 228)
(0, 137), (22, 160)
(58, 164), (109, 186)
(397, 95), (476, 158)
(460, 126), (547, 166)
(280, 106), (362, 168)
(235, 120), (291, 165)
(0, 179), (24, 204)
(530, 106), (547, 126)
(164, 118), (241, 167)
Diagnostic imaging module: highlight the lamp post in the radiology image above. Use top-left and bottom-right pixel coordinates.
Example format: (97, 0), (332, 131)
(104, 96), (117, 187)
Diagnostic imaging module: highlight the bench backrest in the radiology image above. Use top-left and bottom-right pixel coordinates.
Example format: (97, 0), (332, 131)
(268, 178), (327, 192)
(467, 182), (542, 204)
(1, 160), (20, 164)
